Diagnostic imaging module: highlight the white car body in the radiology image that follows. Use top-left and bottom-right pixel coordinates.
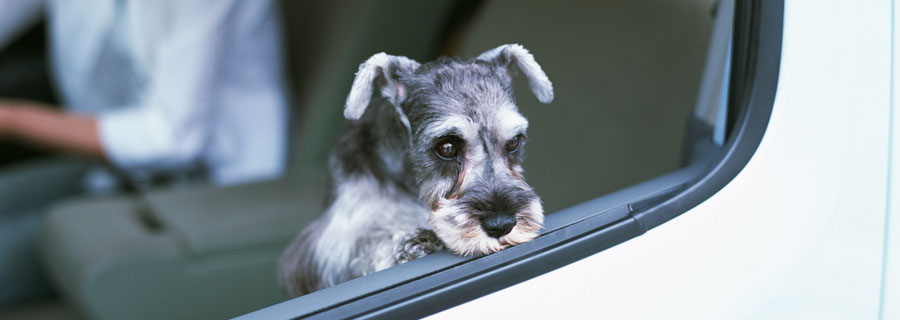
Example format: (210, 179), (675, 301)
(435, 1), (898, 319)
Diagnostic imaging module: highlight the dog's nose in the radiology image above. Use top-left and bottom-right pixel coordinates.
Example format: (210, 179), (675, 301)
(481, 214), (517, 238)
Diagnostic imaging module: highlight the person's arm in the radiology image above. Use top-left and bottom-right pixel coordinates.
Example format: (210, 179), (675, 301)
(0, 100), (104, 158)
(0, 2), (238, 166)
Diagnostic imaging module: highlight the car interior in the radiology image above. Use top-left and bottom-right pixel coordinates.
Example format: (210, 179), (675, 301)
(0, 0), (727, 319)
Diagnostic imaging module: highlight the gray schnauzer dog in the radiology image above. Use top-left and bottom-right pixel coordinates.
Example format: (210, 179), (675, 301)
(278, 44), (554, 296)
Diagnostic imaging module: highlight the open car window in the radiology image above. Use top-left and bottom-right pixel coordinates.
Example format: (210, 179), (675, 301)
(239, 0), (781, 318)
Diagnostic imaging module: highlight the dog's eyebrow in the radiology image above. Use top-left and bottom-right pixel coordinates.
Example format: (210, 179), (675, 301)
(434, 128), (464, 139)
(495, 108), (529, 137)
(422, 116), (474, 140)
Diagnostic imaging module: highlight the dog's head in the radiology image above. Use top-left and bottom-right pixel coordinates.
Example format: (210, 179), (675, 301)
(343, 44), (553, 256)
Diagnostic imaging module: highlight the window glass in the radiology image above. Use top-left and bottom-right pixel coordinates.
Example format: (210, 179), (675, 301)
(456, 0), (719, 212)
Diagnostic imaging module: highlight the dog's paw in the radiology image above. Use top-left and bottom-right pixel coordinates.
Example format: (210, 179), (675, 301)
(394, 228), (446, 264)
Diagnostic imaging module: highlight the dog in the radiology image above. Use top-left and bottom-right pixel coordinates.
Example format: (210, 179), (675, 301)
(278, 44), (554, 296)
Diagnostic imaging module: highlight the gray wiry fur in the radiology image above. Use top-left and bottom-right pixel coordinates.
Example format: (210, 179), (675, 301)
(278, 44), (554, 296)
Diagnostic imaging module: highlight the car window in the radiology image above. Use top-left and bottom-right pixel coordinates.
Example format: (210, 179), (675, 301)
(239, 0), (782, 318)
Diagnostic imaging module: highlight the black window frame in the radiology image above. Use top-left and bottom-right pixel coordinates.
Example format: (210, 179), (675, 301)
(239, 0), (782, 318)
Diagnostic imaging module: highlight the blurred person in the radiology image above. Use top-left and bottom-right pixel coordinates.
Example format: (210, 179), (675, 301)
(0, 0), (288, 307)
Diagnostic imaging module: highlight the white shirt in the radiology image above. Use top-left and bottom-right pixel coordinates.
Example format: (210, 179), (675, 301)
(0, 0), (288, 186)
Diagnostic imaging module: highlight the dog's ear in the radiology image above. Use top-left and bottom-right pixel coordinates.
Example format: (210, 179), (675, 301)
(477, 44), (554, 104)
(344, 53), (420, 120)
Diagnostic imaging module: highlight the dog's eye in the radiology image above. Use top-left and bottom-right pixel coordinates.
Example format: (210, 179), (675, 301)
(506, 135), (522, 153)
(435, 141), (459, 160)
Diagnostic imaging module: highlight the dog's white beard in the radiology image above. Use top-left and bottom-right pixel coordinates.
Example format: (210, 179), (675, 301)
(429, 197), (544, 256)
